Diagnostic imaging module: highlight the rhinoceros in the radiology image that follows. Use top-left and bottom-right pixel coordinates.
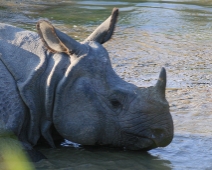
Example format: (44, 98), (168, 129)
(0, 8), (173, 161)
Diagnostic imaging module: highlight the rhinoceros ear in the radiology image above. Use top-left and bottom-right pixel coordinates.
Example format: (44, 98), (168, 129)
(155, 67), (166, 98)
(85, 8), (119, 44)
(36, 20), (85, 55)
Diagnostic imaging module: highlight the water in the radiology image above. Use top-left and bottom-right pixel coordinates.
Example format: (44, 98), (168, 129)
(0, 0), (212, 169)
(33, 134), (212, 169)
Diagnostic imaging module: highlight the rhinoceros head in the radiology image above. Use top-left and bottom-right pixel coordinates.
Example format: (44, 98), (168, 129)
(36, 8), (173, 150)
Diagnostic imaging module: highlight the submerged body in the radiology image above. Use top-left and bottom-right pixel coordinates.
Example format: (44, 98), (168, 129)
(0, 9), (173, 161)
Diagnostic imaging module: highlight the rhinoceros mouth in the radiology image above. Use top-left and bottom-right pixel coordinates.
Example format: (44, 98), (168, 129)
(123, 134), (157, 151)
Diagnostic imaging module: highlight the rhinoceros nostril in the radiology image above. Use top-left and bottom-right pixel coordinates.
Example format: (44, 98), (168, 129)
(152, 128), (165, 139)
(150, 128), (173, 147)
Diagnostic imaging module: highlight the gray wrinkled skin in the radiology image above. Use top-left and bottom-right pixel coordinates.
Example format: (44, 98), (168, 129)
(0, 9), (173, 161)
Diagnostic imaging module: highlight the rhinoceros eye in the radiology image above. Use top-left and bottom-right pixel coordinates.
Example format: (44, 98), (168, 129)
(110, 99), (122, 108)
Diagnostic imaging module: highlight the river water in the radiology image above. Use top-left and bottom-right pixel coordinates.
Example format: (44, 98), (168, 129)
(0, 0), (212, 169)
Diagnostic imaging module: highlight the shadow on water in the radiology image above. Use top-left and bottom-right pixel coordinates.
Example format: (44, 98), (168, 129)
(35, 145), (172, 170)
(1, 0), (212, 169)
(34, 134), (212, 170)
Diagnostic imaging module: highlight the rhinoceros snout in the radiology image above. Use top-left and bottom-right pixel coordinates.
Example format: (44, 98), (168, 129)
(151, 127), (173, 147)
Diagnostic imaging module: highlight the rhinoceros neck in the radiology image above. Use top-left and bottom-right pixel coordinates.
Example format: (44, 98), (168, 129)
(36, 53), (71, 147)
(41, 53), (71, 120)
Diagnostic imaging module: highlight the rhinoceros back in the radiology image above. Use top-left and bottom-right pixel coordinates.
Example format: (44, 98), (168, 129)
(0, 23), (47, 83)
(0, 23), (49, 145)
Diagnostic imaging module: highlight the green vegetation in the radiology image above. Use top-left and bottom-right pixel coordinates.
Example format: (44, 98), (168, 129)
(0, 131), (35, 170)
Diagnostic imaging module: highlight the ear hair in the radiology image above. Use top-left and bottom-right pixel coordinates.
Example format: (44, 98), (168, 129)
(36, 20), (71, 55)
(85, 8), (119, 44)
(37, 20), (57, 53)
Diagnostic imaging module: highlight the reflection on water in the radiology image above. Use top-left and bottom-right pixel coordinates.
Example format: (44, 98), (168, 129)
(36, 145), (171, 170)
(1, 0), (212, 169)
(34, 134), (212, 170)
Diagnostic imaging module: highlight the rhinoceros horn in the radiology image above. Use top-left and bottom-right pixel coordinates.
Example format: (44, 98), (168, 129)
(155, 67), (167, 99)
(85, 8), (119, 44)
(36, 20), (86, 55)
